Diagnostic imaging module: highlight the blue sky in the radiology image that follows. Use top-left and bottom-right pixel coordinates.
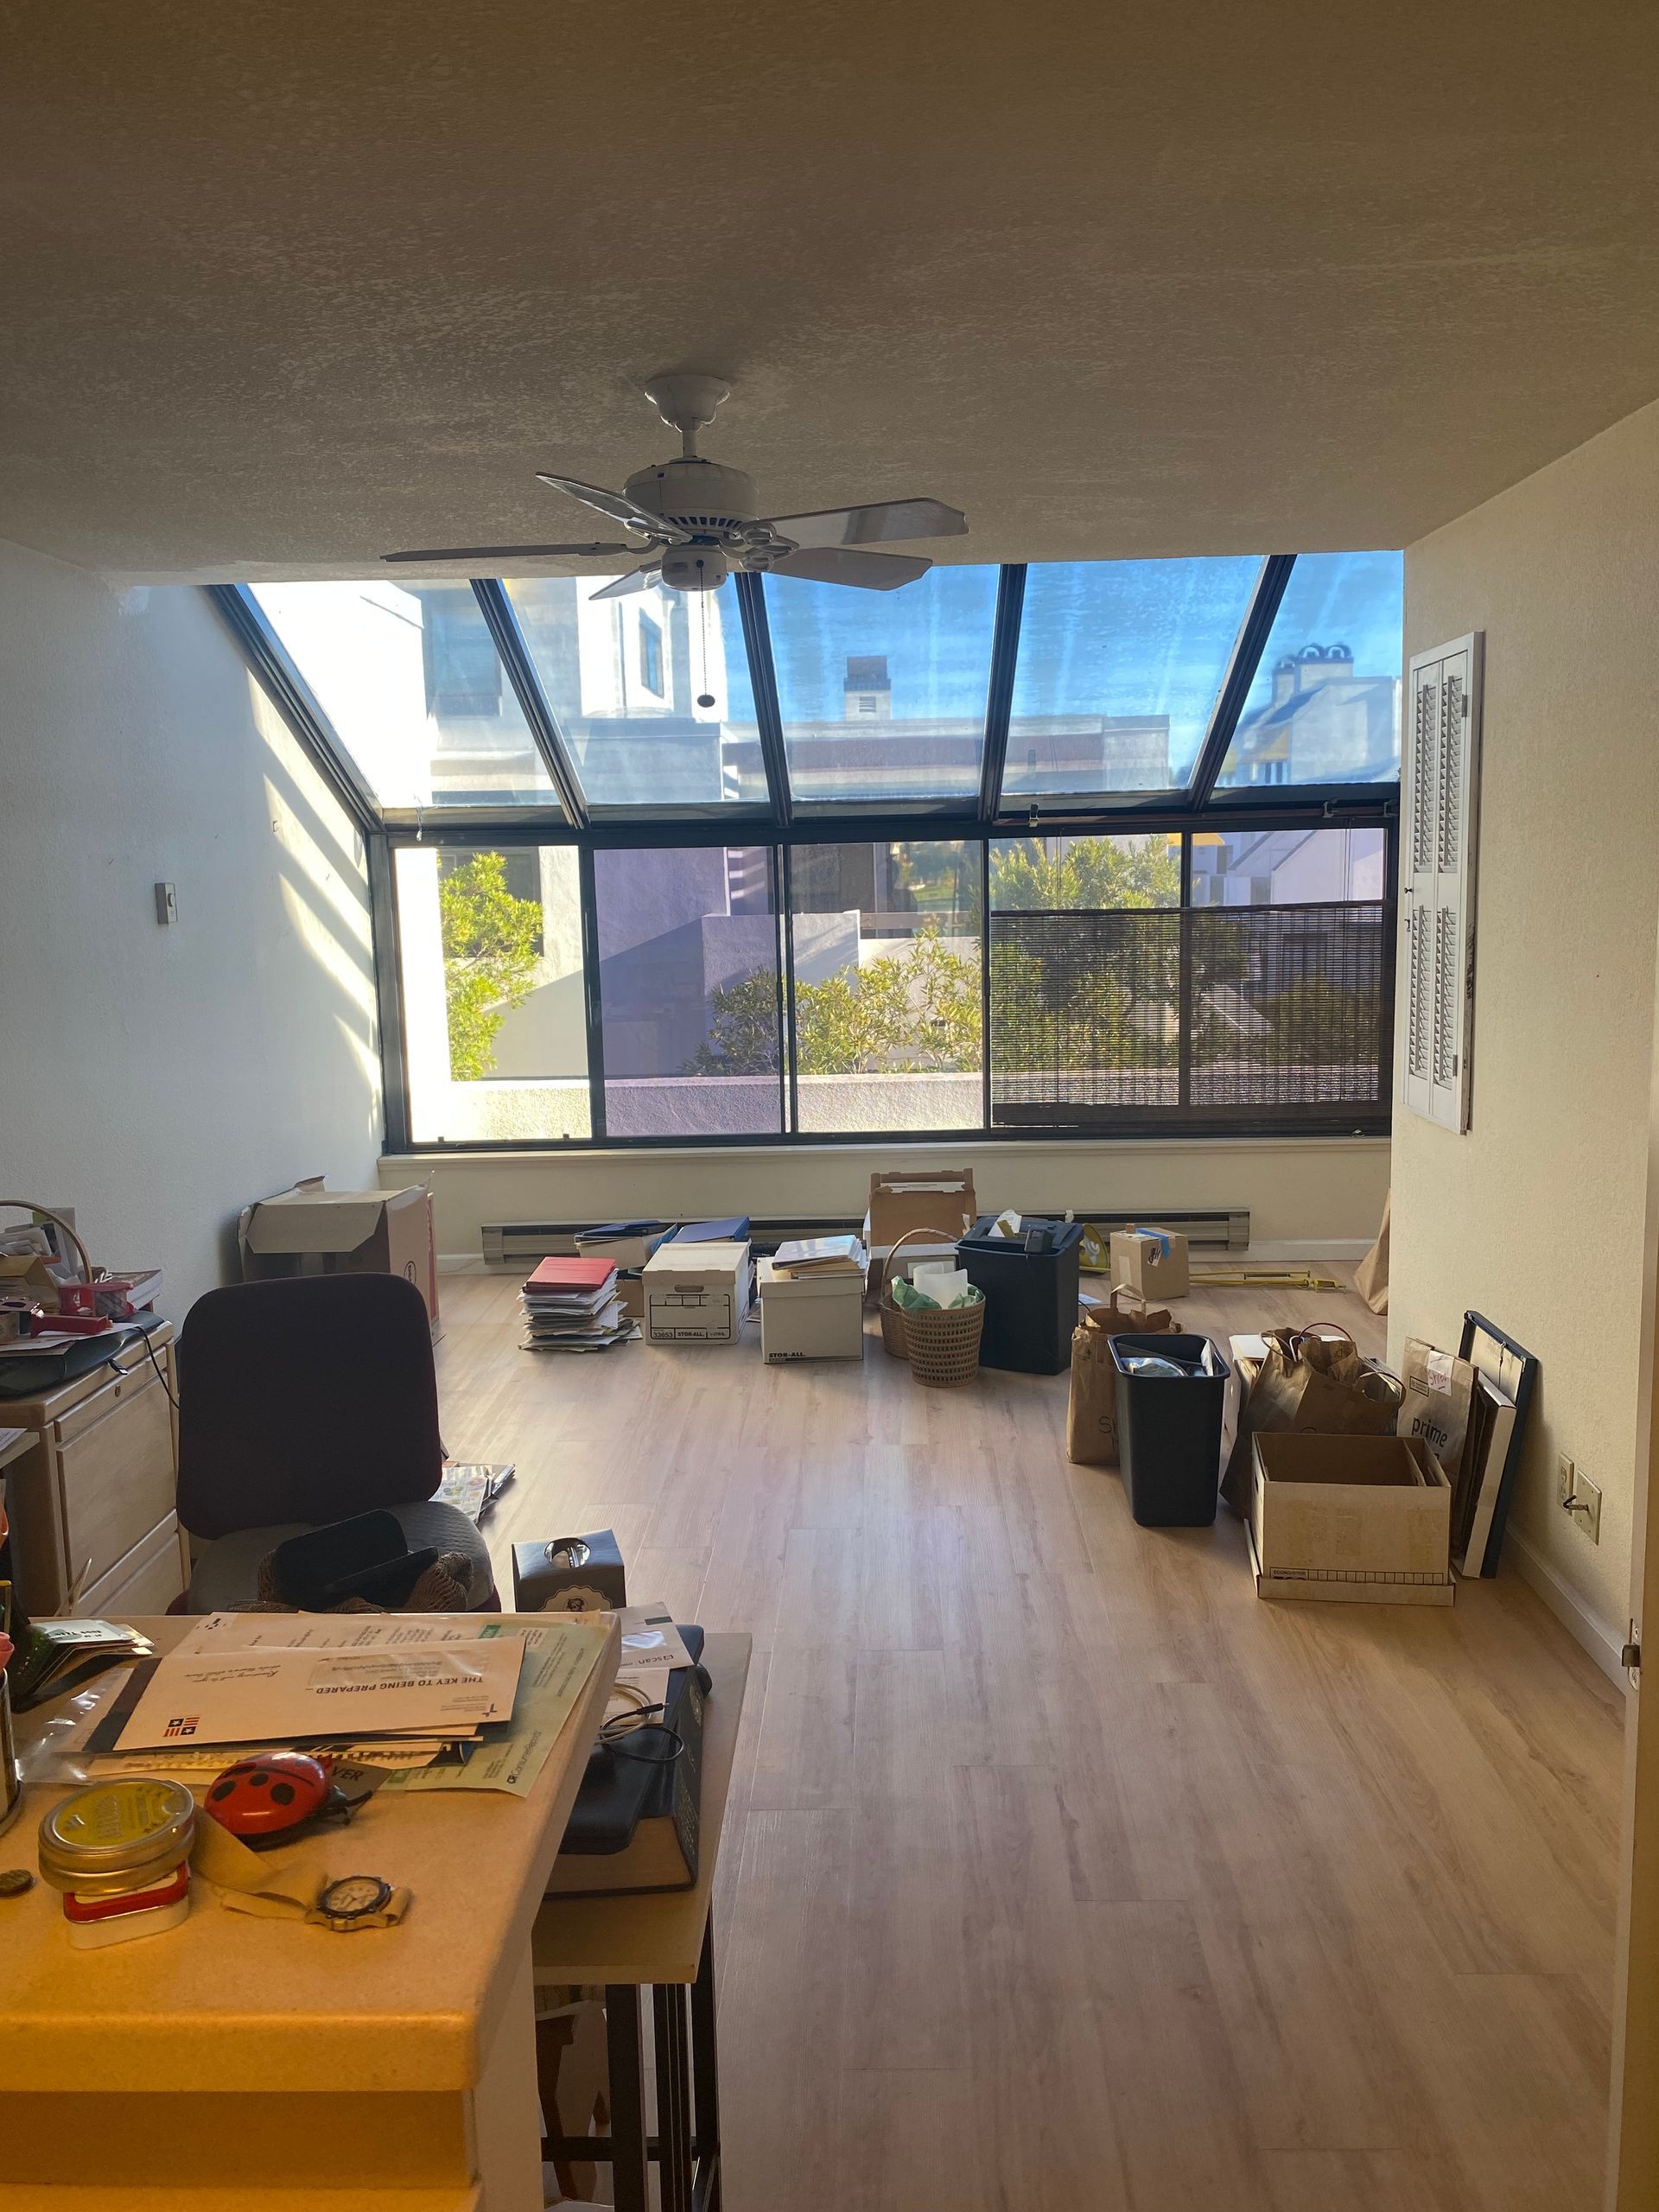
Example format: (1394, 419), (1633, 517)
(760, 550), (1402, 767)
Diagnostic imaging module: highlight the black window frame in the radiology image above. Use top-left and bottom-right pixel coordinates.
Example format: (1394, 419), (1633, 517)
(206, 554), (1401, 1157)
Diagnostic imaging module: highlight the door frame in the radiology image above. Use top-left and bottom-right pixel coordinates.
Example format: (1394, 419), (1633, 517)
(1606, 904), (1659, 2207)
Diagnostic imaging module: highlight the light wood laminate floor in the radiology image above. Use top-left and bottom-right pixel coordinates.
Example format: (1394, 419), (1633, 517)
(436, 1268), (1624, 2212)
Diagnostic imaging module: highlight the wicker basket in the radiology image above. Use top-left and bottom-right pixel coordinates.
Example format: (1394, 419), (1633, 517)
(901, 1289), (985, 1390)
(877, 1227), (955, 1359)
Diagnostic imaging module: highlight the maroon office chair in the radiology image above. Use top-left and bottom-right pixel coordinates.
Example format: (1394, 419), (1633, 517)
(176, 1273), (496, 1611)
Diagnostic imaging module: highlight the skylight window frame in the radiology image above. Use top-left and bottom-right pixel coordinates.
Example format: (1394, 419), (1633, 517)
(205, 583), (381, 832)
(220, 551), (1400, 834)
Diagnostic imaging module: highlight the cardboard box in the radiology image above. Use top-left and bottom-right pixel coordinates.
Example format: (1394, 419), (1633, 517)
(862, 1168), (977, 1302)
(756, 1257), (866, 1363)
(238, 1179), (440, 1335)
(1248, 1431), (1454, 1605)
(1109, 1227), (1189, 1301)
(643, 1240), (752, 1346)
(613, 1274), (645, 1325)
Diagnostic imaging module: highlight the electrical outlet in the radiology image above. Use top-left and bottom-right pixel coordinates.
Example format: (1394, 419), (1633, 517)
(1558, 1452), (1576, 1508)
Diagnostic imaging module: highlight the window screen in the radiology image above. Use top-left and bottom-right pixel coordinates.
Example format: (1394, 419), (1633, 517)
(1187, 903), (1390, 1113)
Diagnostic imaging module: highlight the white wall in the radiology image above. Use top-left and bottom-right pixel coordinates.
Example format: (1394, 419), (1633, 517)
(384, 1135), (1389, 1259)
(1391, 397), (1659, 1651)
(0, 543), (383, 1310)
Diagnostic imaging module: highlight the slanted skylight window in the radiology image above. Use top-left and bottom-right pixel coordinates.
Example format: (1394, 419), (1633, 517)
(504, 575), (763, 811)
(249, 582), (562, 811)
(1002, 557), (1264, 799)
(763, 565), (1001, 806)
(1215, 550), (1404, 789)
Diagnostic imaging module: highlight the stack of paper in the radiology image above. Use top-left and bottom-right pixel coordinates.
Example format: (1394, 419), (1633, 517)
(771, 1235), (866, 1278)
(520, 1256), (639, 1353)
(83, 1612), (614, 1798)
(9, 1618), (155, 1709)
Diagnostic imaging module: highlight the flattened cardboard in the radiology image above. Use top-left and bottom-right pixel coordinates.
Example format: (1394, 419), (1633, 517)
(1249, 1430), (1453, 1605)
(238, 1179), (440, 1333)
(756, 1257), (865, 1363)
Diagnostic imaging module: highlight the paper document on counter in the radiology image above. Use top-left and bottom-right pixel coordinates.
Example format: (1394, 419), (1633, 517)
(378, 1616), (613, 1796)
(87, 1736), (447, 1777)
(611, 1603), (697, 1677)
(114, 1636), (528, 1751)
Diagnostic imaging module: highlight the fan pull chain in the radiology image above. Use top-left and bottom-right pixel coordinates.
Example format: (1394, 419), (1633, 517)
(696, 585), (716, 709)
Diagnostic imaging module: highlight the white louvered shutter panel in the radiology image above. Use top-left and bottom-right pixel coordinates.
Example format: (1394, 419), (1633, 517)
(1401, 633), (1483, 1131)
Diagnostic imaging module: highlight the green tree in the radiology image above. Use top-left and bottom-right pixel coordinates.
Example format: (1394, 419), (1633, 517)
(797, 926), (981, 1074)
(681, 967), (781, 1076)
(438, 852), (543, 1080)
(681, 928), (982, 1079)
(988, 836), (1179, 912)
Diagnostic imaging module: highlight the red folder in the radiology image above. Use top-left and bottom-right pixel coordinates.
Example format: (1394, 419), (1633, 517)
(524, 1255), (617, 1292)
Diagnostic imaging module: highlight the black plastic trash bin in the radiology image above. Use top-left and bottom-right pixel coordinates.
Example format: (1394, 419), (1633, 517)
(1109, 1333), (1230, 1527)
(957, 1217), (1084, 1375)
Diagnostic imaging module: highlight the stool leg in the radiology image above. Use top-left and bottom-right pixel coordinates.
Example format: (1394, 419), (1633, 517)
(654, 1981), (694, 2212)
(691, 1909), (722, 2212)
(605, 1982), (649, 2212)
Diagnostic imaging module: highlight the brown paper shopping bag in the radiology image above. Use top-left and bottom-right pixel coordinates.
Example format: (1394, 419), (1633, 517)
(1067, 1296), (1178, 1466)
(1221, 1322), (1404, 1511)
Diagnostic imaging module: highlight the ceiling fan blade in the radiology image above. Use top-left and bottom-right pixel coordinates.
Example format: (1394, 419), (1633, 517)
(383, 541), (637, 563)
(757, 498), (968, 550)
(766, 547), (931, 591)
(590, 562), (664, 602)
(537, 474), (666, 537)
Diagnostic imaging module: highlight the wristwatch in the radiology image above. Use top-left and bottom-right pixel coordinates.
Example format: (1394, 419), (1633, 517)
(313, 1874), (399, 1932)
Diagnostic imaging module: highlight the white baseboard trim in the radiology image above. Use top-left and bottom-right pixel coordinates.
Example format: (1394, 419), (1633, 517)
(1503, 1524), (1628, 1691)
(1245, 1238), (1371, 1264)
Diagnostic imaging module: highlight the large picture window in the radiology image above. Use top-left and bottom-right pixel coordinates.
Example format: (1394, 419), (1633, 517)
(387, 826), (1394, 1145)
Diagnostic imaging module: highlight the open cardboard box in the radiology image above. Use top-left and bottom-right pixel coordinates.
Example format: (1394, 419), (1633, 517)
(238, 1179), (441, 1337)
(861, 1168), (977, 1304)
(1248, 1429), (1454, 1606)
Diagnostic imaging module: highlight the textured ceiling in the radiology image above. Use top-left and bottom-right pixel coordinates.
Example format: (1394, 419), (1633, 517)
(5, 2), (1659, 582)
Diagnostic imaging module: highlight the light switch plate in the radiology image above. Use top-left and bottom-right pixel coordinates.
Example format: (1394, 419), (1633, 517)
(1574, 1471), (1603, 1544)
(155, 881), (178, 925)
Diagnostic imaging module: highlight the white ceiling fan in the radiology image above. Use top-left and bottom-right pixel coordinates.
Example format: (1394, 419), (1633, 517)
(385, 373), (968, 598)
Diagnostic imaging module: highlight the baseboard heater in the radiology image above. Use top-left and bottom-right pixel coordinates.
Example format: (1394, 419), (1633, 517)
(482, 1207), (1249, 1266)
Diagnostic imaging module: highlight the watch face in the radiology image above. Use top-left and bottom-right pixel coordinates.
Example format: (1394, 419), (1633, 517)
(321, 1874), (392, 1919)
